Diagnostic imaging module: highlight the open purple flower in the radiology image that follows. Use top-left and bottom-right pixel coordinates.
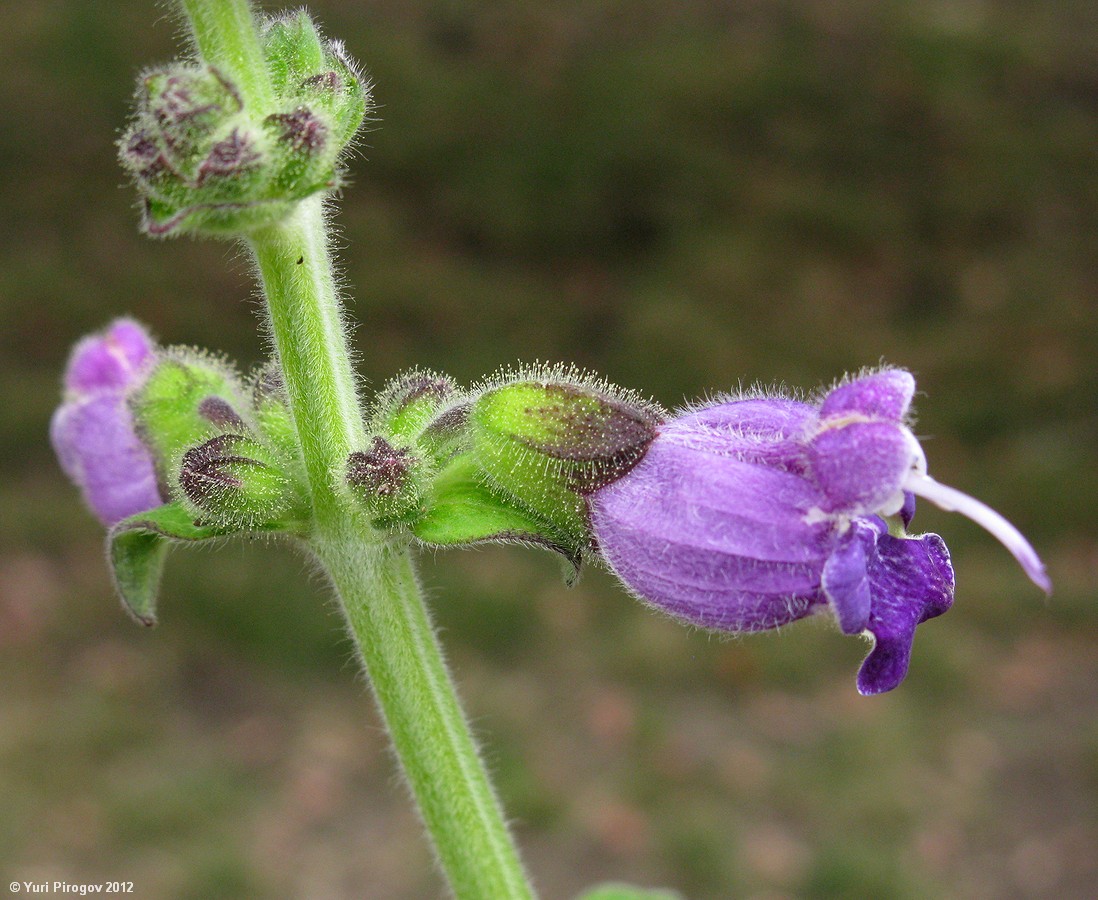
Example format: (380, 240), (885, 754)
(589, 369), (1049, 694)
(50, 319), (163, 526)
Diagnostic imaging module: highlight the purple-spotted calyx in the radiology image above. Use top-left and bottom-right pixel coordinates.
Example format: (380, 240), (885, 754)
(119, 10), (368, 238)
(468, 374), (662, 549)
(590, 369), (1050, 694)
(347, 436), (424, 525)
(50, 319), (163, 526)
(178, 432), (301, 529)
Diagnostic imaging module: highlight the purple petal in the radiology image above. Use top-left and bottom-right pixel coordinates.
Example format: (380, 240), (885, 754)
(594, 521), (824, 594)
(610, 564), (820, 631)
(822, 521), (877, 635)
(595, 436), (834, 561)
(664, 398), (814, 473)
(591, 433), (836, 631)
(50, 394), (162, 525)
(808, 421), (913, 513)
(820, 369), (915, 422)
(856, 532), (955, 695)
(65, 319), (155, 395)
(676, 398), (815, 438)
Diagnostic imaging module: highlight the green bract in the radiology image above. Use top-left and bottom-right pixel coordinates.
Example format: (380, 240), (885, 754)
(119, 9), (368, 238)
(108, 502), (238, 626)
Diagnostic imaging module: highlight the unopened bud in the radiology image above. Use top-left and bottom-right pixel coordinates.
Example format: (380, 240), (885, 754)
(250, 362), (299, 460)
(347, 437), (423, 524)
(262, 11), (327, 96)
(195, 128), (263, 190)
(143, 65), (242, 166)
(119, 13), (369, 239)
(372, 370), (458, 443)
(178, 434), (297, 528)
(129, 350), (251, 480)
(264, 106), (331, 194)
(262, 12), (369, 147)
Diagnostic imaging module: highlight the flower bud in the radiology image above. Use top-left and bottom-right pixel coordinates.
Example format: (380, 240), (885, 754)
(250, 361), (300, 460)
(261, 12), (369, 148)
(128, 349), (252, 482)
(347, 437), (424, 525)
(119, 12), (369, 239)
(469, 374), (662, 544)
(262, 106), (331, 195)
(51, 320), (163, 526)
(178, 434), (300, 529)
(143, 66), (242, 167)
(262, 11), (328, 96)
(372, 369), (458, 444)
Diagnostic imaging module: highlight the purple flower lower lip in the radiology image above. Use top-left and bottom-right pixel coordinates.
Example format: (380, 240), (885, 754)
(51, 320), (163, 526)
(590, 368), (1047, 694)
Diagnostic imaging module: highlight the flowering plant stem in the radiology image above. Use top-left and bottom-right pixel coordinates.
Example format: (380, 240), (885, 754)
(179, 2), (533, 895)
(180, 0), (273, 109)
(249, 198), (533, 898)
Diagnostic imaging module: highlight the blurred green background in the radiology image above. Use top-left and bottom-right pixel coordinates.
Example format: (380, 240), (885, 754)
(2, 1), (1096, 897)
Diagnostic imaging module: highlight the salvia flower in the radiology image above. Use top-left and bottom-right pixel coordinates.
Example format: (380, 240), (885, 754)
(589, 369), (1049, 694)
(50, 319), (163, 526)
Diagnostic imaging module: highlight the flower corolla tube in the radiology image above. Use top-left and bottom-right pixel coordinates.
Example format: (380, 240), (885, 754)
(50, 319), (163, 526)
(589, 369), (1049, 694)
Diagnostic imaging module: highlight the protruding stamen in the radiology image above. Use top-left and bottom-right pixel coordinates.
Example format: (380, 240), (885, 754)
(904, 473), (1051, 594)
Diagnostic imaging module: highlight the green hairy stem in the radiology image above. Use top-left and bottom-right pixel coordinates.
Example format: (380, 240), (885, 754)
(181, 1), (535, 895)
(180, 0), (273, 109)
(249, 197), (365, 522)
(316, 530), (534, 900)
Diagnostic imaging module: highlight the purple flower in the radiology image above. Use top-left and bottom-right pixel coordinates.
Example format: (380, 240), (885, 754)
(589, 369), (1049, 694)
(50, 319), (163, 526)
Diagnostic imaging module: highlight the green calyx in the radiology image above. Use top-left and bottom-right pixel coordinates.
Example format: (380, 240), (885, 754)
(129, 349), (251, 478)
(178, 433), (304, 529)
(344, 370), (457, 528)
(468, 375), (662, 546)
(372, 369), (458, 448)
(412, 452), (584, 572)
(250, 361), (300, 461)
(119, 10), (368, 238)
(353, 368), (662, 569)
(129, 350), (308, 532)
